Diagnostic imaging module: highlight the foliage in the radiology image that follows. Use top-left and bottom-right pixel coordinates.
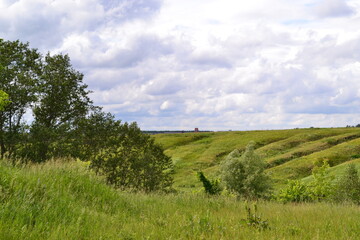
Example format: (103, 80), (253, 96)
(277, 161), (334, 203)
(90, 122), (174, 192)
(0, 90), (10, 111)
(197, 171), (222, 195)
(277, 180), (311, 203)
(71, 109), (124, 161)
(0, 39), (42, 158)
(0, 39), (174, 193)
(240, 203), (270, 231)
(332, 164), (360, 204)
(26, 53), (93, 162)
(307, 161), (334, 201)
(220, 141), (272, 199)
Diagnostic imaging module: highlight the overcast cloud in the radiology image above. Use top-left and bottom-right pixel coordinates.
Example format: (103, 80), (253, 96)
(1, 0), (360, 130)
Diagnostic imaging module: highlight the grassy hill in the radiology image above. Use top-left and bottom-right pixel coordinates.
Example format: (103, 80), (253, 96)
(1, 158), (360, 239)
(153, 127), (360, 191)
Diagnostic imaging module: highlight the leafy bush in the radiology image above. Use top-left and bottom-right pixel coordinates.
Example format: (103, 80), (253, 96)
(220, 141), (272, 199)
(277, 161), (334, 203)
(90, 122), (174, 192)
(307, 161), (334, 201)
(197, 171), (221, 195)
(277, 180), (311, 203)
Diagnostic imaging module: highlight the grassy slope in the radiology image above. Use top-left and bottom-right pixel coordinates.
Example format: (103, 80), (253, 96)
(1, 159), (360, 239)
(153, 128), (360, 191)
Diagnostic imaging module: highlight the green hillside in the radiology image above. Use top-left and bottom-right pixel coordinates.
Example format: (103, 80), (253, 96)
(153, 128), (360, 191)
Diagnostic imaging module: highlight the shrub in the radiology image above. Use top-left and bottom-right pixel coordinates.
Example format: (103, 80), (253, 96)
(220, 141), (272, 199)
(277, 161), (334, 203)
(90, 122), (174, 192)
(307, 161), (334, 201)
(240, 203), (270, 231)
(277, 180), (311, 203)
(197, 171), (222, 195)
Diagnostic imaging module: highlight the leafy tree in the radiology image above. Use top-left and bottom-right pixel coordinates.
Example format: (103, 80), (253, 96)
(90, 122), (173, 192)
(332, 164), (360, 204)
(71, 109), (124, 161)
(0, 39), (41, 157)
(197, 171), (221, 195)
(221, 141), (272, 199)
(27, 53), (93, 162)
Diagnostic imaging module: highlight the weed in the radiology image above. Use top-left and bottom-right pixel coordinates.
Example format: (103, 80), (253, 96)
(240, 203), (270, 231)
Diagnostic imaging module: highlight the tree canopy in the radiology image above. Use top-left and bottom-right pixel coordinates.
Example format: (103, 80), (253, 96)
(0, 39), (173, 192)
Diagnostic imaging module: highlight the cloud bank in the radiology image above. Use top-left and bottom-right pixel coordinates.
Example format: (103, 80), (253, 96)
(1, 0), (360, 130)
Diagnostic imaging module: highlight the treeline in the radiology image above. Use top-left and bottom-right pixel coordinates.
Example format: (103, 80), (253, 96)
(0, 39), (173, 192)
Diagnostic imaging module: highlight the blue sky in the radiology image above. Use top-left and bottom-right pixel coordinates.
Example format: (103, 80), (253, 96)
(1, 0), (360, 130)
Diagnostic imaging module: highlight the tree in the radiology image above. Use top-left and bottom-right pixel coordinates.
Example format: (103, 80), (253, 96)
(27, 53), (93, 162)
(220, 141), (272, 199)
(71, 109), (124, 161)
(332, 164), (360, 204)
(0, 39), (42, 158)
(90, 122), (174, 192)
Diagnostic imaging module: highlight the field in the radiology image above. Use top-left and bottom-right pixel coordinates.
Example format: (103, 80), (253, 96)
(1, 159), (360, 240)
(153, 127), (360, 191)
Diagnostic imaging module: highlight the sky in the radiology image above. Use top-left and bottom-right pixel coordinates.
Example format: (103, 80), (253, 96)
(1, 0), (360, 131)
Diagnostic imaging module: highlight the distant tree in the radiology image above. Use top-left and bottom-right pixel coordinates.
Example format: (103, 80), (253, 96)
(332, 164), (360, 204)
(221, 142), (272, 199)
(90, 122), (174, 192)
(0, 39), (42, 158)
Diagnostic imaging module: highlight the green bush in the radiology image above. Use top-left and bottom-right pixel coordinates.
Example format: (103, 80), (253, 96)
(90, 122), (174, 192)
(197, 171), (222, 195)
(277, 180), (311, 203)
(277, 161), (334, 203)
(220, 141), (272, 199)
(307, 161), (334, 201)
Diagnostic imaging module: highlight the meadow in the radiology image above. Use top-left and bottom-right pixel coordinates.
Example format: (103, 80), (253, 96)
(1, 159), (359, 240)
(153, 127), (360, 191)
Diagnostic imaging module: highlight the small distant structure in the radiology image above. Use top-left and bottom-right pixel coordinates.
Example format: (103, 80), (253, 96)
(194, 128), (199, 132)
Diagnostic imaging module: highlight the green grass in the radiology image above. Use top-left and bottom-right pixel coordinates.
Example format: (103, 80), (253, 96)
(153, 128), (360, 191)
(1, 159), (360, 239)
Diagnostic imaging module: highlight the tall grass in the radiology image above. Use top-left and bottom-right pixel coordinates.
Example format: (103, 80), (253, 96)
(1, 159), (360, 239)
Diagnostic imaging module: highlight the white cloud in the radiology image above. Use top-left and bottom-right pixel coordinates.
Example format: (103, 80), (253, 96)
(315, 0), (356, 18)
(1, 0), (360, 130)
